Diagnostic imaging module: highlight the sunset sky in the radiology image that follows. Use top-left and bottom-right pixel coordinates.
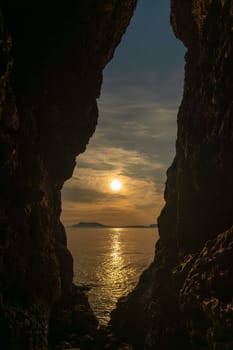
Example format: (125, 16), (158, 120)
(62, 0), (185, 226)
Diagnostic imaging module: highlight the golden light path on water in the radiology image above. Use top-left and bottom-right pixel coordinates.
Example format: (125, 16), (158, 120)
(67, 227), (157, 325)
(96, 228), (127, 304)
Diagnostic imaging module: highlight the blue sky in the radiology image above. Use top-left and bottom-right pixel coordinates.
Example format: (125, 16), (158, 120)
(62, 0), (185, 226)
(105, 0), (183, 82)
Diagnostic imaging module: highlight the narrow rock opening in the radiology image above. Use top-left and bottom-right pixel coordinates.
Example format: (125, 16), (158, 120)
(1, 1), (232, 349)
(61, 0), (185, 326)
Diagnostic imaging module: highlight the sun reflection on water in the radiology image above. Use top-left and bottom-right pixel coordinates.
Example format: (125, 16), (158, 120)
(110, 228), (123, 261)
(96, 228), (130, 323)
(108, 228), (127, 294)
(68, 227), (157, 325)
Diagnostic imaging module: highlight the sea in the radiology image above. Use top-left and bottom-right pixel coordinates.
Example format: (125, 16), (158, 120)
(66, 227), (158, 325)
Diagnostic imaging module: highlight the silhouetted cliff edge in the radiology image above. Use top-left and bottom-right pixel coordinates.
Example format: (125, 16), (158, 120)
(111, 1), (233, 349)
(0, 1), (136, 349)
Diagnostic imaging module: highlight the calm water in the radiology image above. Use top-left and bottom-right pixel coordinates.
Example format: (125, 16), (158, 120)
(67, 227), (158, 325)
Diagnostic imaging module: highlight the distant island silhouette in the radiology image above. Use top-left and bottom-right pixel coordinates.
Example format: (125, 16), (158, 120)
(67, 222), (157, 229)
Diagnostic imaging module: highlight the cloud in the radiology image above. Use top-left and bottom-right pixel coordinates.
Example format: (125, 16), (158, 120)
(89, 98), (178, 170)
(61, 0), (185, 226)
(61, 85), (179, 226)
(62, 186), (125, 204)
(62, 131), (169, 225)
(90, 74), (181, 171)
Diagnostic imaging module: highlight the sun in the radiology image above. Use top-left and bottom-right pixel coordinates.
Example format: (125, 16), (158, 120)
(110, 179), (122, 191)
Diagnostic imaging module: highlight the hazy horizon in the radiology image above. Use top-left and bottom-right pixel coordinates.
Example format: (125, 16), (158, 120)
(66, 221), (157, 227)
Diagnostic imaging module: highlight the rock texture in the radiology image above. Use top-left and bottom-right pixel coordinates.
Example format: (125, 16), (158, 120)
(0, 1), (137, 349)
(111, 1), (233, 349)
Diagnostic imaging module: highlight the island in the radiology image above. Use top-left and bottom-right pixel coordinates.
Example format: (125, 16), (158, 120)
(67, 222), (158, 229)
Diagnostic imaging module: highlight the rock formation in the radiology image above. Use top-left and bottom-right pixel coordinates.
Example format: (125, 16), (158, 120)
(0, 1), (137, 349)
(111, 1), (233, 349)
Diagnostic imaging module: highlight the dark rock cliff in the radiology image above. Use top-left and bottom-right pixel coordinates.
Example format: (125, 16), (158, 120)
(0, 1), (137, 349)
(111, 1), (233, 349)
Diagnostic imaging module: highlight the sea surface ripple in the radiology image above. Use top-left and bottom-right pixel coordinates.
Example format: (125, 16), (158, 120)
(67, 227), (158, 325)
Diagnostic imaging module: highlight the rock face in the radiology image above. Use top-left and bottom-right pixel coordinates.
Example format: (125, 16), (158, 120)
(111, 1), (233, 349)
(0, 1), (136, 349)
